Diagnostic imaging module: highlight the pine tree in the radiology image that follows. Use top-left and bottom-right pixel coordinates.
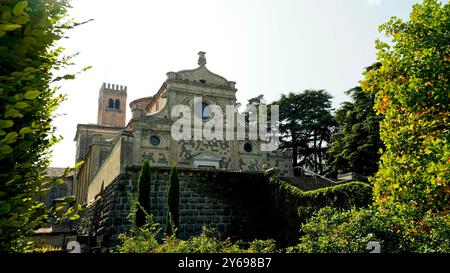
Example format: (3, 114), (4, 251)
(165, 165), (179, 236)
(136, 160), (151, 227)
(329, 64), (383, 176)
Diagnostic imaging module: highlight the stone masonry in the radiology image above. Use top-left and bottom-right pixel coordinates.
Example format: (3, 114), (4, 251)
(76, 167), (269, 250)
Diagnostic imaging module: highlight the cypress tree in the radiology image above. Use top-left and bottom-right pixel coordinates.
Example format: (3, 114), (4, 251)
(165, 165), (179, 236)
(136, 159), (151, 227)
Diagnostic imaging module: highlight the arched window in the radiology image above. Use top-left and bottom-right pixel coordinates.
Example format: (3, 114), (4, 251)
(114, 99), (120, 109)
(108, 99), (114, 108)
(195, 101), (211, 120)
(202, 102), (211, 119)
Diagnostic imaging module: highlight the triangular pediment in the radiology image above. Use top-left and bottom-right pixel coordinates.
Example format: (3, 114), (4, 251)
(176, 66), (228, 86)
(192, 152), (221, 161)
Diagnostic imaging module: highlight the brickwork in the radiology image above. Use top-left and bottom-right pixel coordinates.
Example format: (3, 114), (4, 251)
(97, 83), (127, 127)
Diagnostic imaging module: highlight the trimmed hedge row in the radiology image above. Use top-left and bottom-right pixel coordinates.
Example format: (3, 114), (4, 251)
(264, 179), (373, 246)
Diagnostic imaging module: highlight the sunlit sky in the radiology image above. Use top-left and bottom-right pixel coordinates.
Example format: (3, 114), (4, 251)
(50, 0), (423, 167)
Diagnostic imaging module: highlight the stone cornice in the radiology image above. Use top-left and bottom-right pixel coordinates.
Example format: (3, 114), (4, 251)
(166, 79), (237, 92)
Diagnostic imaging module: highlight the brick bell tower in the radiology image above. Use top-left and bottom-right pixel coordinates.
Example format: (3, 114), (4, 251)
(97, 82), (127, 127)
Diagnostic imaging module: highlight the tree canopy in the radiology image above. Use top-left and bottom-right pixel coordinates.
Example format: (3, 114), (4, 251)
(328, 63), (383, 176)
(0, 0), (84, 251)
(136, 159), (151, 228)
(274, 90), (336, 174)
(362, 0), (450, 213)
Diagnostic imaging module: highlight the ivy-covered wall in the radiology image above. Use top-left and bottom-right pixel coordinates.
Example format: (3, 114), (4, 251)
(264, 179), (373, 246)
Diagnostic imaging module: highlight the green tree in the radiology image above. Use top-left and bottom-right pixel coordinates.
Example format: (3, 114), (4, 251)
(165, 165), (179, 236)
(297, 0), (450, 253)
(328, 63), (383, 176)
(274, 90), (336, 173)
(244, 94), (265, 123)
(136, 160), (151, 228)
(0, 0), (86, 252)
(361, 0), (450, 213)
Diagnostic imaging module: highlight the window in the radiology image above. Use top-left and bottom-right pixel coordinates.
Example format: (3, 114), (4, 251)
(195, 102), (211, 120)
(202, 103), (211, 119)
(150, 136), (160, 146)
(244, 143), (252, 153)
(108, 99), (114, 108)
(114, 99), (120, 109)
(49, 187), (58, 202)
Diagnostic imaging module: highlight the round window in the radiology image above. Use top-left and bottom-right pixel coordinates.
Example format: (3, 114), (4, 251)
(150, 136), (160, 146)
(244, 143), (252, 153)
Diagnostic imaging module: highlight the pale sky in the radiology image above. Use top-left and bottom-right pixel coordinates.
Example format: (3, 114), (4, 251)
(50, 0), (423, 167)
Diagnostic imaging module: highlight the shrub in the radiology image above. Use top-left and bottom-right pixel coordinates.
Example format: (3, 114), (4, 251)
(118, 222), (278, 253)
(156, 227), (236, 253)
(153, 227), (278, 253)
(136, 160), (151, 227)
(246, 239), (278, 253)
(116, 199), (160, 253)
(28, 244), (64, 253)
(165, 165), (179, 236)
(295, 206), (450, 253)
(265, 179), (372, 245)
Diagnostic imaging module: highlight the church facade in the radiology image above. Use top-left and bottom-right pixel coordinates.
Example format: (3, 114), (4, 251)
(73, 52), (292, 206)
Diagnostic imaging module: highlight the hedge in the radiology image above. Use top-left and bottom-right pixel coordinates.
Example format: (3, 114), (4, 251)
(264, 179), (373, 246)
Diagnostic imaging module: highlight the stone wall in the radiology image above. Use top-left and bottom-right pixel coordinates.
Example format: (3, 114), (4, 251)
(76, 167), (271, 251)
(150, 169), (234, 239)
(74, 174), (133, 249)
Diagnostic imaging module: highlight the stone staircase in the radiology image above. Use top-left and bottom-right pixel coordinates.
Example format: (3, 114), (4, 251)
(281, 176), (342, 191)
(282, 167), (353, 191)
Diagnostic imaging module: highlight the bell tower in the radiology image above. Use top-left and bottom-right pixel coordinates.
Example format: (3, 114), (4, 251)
(97, 82), (127, 127)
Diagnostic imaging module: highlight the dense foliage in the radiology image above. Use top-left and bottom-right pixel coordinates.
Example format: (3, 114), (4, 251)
(0, 0), (84, 252)
(156, 227), (277, 253)
(136, 159), (151, 227)
(295, 206), (450, 253)
(362, 0), (450, 214)
(244, 94), (265, 123)
(117, 199), (160, 253)
(265, 179), (372, 245)
(296, 0), (450, 253)
(165, 165), (180, 236)
(274, 90), (336, 173)
(118, 198), (277, 253)
(328, 64), (383, 176)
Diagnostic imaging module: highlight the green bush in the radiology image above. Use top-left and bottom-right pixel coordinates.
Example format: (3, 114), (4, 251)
(136, 160), (151, 227)
(165, 165), (179, 236)
(246, 239), (278, 253)
(294, 206), (450, 253)
(117, 218), (278, 253)
(156, 227), (243, 253)
(265, 179), (373, 245)
(116, 199), (160, 253)
(155, 228), (278, 253)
